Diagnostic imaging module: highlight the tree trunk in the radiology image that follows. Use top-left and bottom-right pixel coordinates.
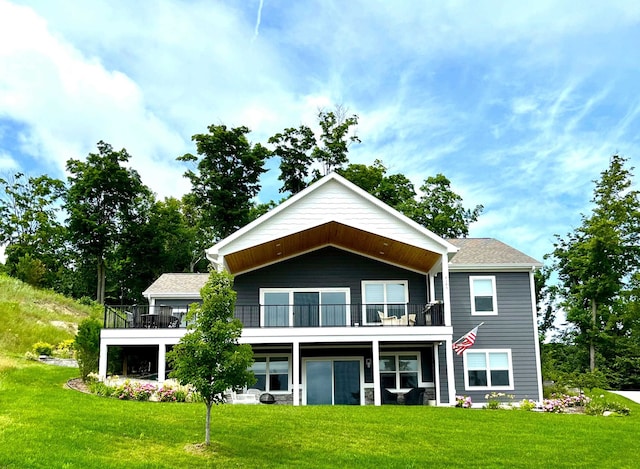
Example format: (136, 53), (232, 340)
(96, 257), (106, 304)
(590, 299), (596, 372)
(205, 401), (212, 445)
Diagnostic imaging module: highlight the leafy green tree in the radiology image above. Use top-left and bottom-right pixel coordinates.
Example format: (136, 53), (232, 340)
(269, 125), (316, 194)
(0, 173), (67, 287)
(167, 270), (255, 446)
(312, 108), (360, 178)
(411, 174), (483, 238)
(75, 318), (102, 380)
(178, 125), (270, 239)
(535, 266), (560, 342)
(269, 107), (361, 194)
(65, 141), (152, 304)
(552, 154), (640, 372)
(338, 160), (417, 212)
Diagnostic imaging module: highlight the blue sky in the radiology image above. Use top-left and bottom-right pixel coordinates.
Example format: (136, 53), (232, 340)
(1, 0), (639, 265)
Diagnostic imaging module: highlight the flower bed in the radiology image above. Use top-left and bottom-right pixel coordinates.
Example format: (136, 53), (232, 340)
(85, 374), (198, 403)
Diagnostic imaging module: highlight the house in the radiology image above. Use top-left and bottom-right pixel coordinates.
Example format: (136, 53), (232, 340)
(99, 172), (543, 406)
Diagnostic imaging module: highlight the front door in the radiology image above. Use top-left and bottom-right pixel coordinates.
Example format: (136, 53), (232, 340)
(304, 359), (361, 405)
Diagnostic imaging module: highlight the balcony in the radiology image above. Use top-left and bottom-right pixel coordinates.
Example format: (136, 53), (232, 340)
(103, 302), (445, 329)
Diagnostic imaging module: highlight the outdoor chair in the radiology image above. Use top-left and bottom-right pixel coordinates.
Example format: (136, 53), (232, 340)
(403, 387), (425, 405)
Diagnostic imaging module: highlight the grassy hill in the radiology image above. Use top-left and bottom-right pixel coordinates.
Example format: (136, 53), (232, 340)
(0, 274), (102, 357)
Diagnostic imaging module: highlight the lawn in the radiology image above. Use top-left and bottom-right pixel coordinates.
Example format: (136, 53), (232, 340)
(0, 358), (639, 468)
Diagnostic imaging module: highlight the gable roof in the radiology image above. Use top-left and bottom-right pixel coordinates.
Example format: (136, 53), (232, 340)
(207, 172), (458, 275)
(142, 273), (209, 298)
(448, 238), (542, 270)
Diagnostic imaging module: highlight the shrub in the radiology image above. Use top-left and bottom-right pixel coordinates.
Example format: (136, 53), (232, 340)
(54, 339), (75, 359)
(484, 392), (514, 409)
(116, 381), (157, 401)
(585, 393), (630, 416)
(157, 386), (178, 402)
(518, 399), (537, 411)
(32, 342), (54, 356)
(540, 393), (591, 413)
(455, 395), (472, 408)
(75, 318), (101, 380)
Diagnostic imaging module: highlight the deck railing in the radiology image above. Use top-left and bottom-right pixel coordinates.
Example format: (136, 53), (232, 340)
(103, 302), (445, 329)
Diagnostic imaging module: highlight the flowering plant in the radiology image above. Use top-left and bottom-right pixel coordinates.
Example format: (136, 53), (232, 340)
(455, 395), (472, 408)
(541, 393), (591, 413)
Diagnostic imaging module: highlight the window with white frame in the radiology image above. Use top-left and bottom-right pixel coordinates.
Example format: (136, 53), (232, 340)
(379, 353), (419, 390)
(463, 350), (512, 390)
(250, 356), (290, 392)
(469, 276), (497, 315)
(362, 281), (408, 323)
(261, 288), (350, 327)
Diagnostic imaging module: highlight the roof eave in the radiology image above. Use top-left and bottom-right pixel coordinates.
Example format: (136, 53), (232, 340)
(449, 262), (542, 272)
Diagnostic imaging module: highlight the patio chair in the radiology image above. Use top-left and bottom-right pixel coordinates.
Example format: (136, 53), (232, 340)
(403, 388), (425, 405)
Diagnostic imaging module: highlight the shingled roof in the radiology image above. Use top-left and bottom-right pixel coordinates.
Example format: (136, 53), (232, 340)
(448, 238), (542, 268)
(142, 273), (209, 297)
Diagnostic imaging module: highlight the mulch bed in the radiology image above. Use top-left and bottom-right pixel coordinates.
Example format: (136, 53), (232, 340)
(66, 378), (91, 394)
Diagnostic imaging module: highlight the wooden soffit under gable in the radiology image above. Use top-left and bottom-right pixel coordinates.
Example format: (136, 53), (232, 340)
(223, 221), (442, 274)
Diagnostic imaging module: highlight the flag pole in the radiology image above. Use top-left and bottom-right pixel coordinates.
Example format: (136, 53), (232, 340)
(453, 322), (484, 344)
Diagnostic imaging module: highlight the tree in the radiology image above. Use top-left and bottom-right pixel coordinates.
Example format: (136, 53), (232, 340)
(167, 269), (255, 446)
(411, 174), (483, 238)
(552, 154), (640, 372)
(269, 106), (361, 195)
(0, 173), (67, 287)
(534, 266), (559, 342)
(178, 125), (270, 239)
(338, 160), (417, 212)
(312, 107), (360, 177)
(65, 141), (152, 304)
(75, 318), (102, 380)
(269, 125), (316, 194)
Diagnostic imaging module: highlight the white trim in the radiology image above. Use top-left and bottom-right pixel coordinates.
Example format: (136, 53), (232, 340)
(529, 271), (544, 403)
(251, 354), (292, 394)
(450, 264), (541, 272)
(379, 352), (422, 389)
(260, 287), (351, 327)
(293, 341), (300, 406)
(301, 356), (365, 405)
(469, 275), (498, 316)
(372, 339), (381, 406)
(361, 280), (409, 325)
(445, 338), (456, 404)
(441, 255), (452, 326)
(463, 349), (514, 391)
(434, 343), (441, 405)
(207, 173), (458, 263)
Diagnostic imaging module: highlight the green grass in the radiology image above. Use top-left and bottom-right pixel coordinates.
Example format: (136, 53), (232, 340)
(1, 359), (639, 468)
(0, 274), (101, 355)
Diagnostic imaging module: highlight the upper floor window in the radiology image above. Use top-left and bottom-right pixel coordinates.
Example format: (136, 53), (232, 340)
(469, 276), (497, 315)
(362, 281), (408, 324)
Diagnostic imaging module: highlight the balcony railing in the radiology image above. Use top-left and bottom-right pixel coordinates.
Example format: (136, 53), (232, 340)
(103, 302), (445, 329)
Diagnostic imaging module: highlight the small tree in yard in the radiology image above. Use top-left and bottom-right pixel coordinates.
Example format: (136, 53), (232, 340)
(167, 269), (254, 446)
(75, 318), (102, 380)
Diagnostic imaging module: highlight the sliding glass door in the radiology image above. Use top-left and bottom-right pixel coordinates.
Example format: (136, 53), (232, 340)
(262, 289), (349, 327)
(305, 359), (361, 405)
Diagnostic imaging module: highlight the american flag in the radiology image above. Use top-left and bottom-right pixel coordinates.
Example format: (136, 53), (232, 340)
(452, 325), (481, 355)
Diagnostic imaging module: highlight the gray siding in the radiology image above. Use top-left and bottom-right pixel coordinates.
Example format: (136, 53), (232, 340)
(437, 271), (540, 401)
(235, 246), (428, 305)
